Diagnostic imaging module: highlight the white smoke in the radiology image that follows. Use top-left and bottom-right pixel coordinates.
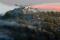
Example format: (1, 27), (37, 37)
(0, 3), (18, 16)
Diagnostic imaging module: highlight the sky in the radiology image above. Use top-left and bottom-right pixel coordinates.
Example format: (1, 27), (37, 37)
(0, 0), (60, 6)
(0, 0), (60, 15)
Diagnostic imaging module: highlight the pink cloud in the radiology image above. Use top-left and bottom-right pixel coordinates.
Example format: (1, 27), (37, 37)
(31, 4), (60, 11)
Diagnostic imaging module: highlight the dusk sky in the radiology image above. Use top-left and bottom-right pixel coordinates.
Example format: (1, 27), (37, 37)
(0, 0), (60, 6)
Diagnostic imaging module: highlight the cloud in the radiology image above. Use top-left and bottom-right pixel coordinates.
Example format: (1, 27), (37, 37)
(0, 3), (17, 15)
(31, 3), (60, 12)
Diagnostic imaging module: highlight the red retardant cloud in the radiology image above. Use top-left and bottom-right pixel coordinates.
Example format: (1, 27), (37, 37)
(31, 4), (60, 11)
